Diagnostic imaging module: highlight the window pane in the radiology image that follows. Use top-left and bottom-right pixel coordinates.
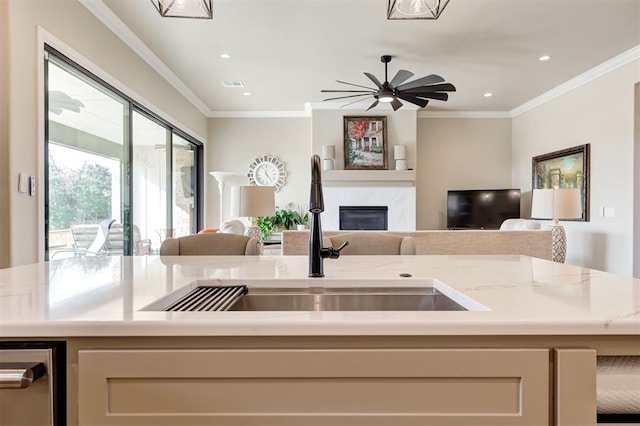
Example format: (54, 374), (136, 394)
(47, 57), (125, 260)
(132, 111), (168, 253)
(173, 134), (196, 237)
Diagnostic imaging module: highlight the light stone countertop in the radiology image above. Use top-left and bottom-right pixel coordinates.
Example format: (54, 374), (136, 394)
(0, 255), (638, 337)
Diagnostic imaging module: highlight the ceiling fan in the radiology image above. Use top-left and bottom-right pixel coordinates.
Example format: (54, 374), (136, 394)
(321, 55), (456, 111)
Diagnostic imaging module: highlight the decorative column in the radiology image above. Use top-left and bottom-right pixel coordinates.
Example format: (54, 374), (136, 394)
(209, 172), (246, 226)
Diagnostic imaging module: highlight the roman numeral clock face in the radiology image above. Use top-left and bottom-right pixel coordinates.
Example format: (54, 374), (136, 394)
(247, 155), (287, 191)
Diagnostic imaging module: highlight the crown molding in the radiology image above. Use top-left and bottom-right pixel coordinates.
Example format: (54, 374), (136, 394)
(208, 110), (311, 118)
(208, 108), (509, 119)
(307, 101), (420, 111)
(510, 44), (640, 117)
(417, 111), (510, 119)
(78, 0), (211, 116)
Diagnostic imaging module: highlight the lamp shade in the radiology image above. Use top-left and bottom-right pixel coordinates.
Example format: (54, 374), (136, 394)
(238, 186), (275, 218)
(394, 145), (407, 160)
(531, 188), (582, 223)
(322, 145), (335, 160)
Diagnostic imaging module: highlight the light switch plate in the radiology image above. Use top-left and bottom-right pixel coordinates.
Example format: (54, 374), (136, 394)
(603, 207), (616, 217)
(18, 173), (28, 193)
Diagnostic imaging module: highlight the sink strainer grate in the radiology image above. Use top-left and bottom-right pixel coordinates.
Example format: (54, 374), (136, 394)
(164, 285), (247, 312)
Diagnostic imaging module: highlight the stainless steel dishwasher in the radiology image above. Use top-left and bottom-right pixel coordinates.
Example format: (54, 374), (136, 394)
(0, 341), (66, 425)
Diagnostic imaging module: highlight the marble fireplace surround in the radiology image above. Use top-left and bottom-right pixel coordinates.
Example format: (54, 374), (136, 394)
(321, 174), (416, 231)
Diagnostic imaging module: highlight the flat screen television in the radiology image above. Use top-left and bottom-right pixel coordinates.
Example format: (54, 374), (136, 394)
(447, 189), (521, 230)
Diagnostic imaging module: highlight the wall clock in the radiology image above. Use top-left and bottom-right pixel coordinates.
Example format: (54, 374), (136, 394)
(247, 154), (287, 192)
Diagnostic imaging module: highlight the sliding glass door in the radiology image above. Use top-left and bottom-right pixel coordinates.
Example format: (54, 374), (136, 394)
(46, 52), (126, 260)
(132, 110), (169, 252)
(172, 133), (197, 239)
(45, 46), (202, 260)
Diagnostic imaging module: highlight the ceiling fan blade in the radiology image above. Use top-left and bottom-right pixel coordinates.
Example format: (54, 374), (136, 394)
(402, 91), (449, 102)
(404, 82), (456, 93)
(397, 93), (430, 108)
(335, 80), (377, 90)
(391, 98), (403, 111)
(364, 72), (384, 89)
(389, 70), (414, 88)
(396, 74), (446, 91)
(341, 96), (373, 108)
(365, 100), (379, 111)
(321, 90), (374, 93)
(323, 93), (372, 101)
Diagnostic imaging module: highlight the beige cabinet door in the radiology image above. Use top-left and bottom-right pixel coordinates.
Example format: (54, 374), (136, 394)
(554, 348), (597, 426)
(79, 348), (549, 425)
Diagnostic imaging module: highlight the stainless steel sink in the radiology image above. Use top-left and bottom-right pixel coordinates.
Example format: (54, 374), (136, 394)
(228, 287), (467, 311)
(141, 279), (488, 312)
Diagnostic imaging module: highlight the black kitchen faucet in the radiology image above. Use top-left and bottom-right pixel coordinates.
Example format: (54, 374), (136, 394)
(308, 154), (348, 277)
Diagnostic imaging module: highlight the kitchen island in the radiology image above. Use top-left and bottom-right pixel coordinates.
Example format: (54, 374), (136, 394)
(1, 254), (639, 425)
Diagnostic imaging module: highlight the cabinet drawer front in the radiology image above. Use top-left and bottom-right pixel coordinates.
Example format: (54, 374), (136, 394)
(79, 348), (548, 425)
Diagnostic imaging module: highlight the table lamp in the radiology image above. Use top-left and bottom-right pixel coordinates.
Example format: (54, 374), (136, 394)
(531, 188), (582, 263)
(238, 185), (276, 246)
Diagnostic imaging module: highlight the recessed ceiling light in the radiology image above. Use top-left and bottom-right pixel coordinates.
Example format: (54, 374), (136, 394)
(242, 92), (251, 96)
(220, 53), (231, 59)
(539, 55), (551, 61)
(483, 92), (492, 97)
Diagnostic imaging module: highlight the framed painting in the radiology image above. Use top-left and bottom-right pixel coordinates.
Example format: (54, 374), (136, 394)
(532, 144), (590, 221)
(343, 116), (388, 170)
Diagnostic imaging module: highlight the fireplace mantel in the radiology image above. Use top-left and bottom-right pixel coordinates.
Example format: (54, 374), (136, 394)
(323, 170), (415, 186)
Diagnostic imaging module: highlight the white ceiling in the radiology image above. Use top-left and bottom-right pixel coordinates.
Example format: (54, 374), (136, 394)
(90, 0), (640, 115)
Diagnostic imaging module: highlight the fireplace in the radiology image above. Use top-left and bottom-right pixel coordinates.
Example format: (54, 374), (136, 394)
(339, 206), (388, 230)
(322, 186), (415, 231)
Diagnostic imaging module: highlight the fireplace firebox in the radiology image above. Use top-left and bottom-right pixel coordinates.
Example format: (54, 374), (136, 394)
(339, 206), (388, 231)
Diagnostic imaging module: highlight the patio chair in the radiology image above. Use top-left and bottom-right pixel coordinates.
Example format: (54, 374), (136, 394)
(105, 223), (152, 255)
(69, 219), (114, 256)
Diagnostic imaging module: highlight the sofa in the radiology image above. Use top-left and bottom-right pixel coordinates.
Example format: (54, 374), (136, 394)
(282, 230), (553, 260)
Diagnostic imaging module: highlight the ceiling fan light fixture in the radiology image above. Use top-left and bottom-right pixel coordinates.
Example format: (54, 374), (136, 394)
(387, 0), (451, 20)
(151, 0), (213, 19)
(321, 54), (455, 112)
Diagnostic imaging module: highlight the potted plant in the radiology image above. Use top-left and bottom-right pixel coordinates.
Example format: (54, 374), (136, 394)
(270, 208), (294, 231)
(256, 216), (275, 240)
(258, 204), (309, 239)
(292, 205), (309, 230)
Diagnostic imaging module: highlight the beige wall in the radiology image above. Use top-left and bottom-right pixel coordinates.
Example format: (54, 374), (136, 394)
(512, 61), (638, 276)
(205, 110), (419, 229)
(416, 118), (513, 230)
(0, 1), (9, 268)
(207, 113), (514, 235)
(206, 118), (311, 228)
(4, 0), (207, 266)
